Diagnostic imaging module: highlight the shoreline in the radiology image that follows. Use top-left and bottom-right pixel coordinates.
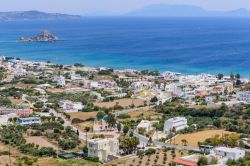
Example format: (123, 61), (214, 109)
(2, 55), (250, 79)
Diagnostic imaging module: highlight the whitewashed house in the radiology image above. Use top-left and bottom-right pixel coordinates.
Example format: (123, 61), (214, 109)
(57, 76), (66, 87)
(164, 117), (188, 134)
(136, 120), (152, 133)
(87, 138), (119, 162)
(237, 91), (250, 103)
(205, 96), (215, 105)
(214, 147), (245, 160)
(87, 81), (99, 89)
(59, 100), (83, 112)
(0, 113), (18, 125)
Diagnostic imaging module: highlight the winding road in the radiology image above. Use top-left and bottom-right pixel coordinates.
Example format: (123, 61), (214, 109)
(133, 131), (200, 151)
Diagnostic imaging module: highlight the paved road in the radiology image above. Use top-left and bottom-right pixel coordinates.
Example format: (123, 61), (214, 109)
(133, 131), (200, 151)
(49, 109), (86, 140)
(50, 109), (119, 140)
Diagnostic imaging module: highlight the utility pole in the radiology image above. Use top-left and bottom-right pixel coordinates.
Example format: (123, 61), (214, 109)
(8, 143), (11, 165)
(7, 121), (11, 165)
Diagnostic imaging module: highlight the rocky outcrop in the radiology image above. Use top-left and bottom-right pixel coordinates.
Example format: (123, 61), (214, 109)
(20, 30), (59, 42)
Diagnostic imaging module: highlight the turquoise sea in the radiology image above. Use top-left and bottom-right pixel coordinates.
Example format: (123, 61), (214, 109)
(0, 17), (250, 76)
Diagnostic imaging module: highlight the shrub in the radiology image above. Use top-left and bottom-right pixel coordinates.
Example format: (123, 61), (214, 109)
(84, 156), (99, 162)
(116, 114), (130, 119)
(30, 130), (42, 136)
(145, 148), (156, 155)
(72, 118), (84, 124)
(59, 139), (78, 150)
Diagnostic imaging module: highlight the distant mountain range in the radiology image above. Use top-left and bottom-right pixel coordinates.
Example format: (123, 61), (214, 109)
(0, 11), (82, 21)
(125, 4), (250, 17)
(2, 5), (250, 20)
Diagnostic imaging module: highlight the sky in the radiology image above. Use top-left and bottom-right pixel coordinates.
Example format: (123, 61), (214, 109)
(1, 0), (250, 15)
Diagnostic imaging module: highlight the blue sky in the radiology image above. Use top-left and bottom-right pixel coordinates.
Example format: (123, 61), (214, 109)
(0, 0), (250, 15)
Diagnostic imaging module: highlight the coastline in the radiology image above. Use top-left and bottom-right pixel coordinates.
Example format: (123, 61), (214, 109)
(0, 18), (250, 77)
(2, 55), (249, 79)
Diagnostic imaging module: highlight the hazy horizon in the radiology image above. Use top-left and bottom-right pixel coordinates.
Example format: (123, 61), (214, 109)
(1, 0), (250, 16)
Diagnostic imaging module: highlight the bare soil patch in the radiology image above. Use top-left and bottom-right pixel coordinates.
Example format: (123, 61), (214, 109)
(25, 136), (57, 150)
(69, 112), (98, 121)
(94, 98), (146, 108)
(174, 129), (235, 147)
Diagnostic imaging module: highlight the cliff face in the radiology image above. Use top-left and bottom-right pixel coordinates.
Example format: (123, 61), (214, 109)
(20, 30), (59, 42)
(0, 11), (82, 21)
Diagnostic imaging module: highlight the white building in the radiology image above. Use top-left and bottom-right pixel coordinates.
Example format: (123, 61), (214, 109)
(136, 120), (152, 133)
(56, 76), (66, 87)
(131, 81), (153, 91)
(205, 96), (215, 105)
(87, 138), (119, 162)
(59, 100), (83, 113)
(214, 147), (245, 160)
(165, 83), (182, 97)
(88, 81), (99, 89)
(164, 117), (188, 134)
(0, 113), (17, 125)
(237, 91), (250, 103)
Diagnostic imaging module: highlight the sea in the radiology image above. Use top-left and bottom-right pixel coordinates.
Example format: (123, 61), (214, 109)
(0, 17), (250, 76)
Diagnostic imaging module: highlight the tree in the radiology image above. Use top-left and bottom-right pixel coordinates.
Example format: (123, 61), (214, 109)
(104, 108), (110, 115)
(96, 111), (105, 120)
(117, 123), (122, 132)
(84, 127), (91, 144)
(198, 156), (208, 166)
(181, 139), (188, 146)
(106, 113), (116, 128)
(217, 73), (224, 80)
(145, 148), (156, 155)
(230, 72), (235, 80)
(148, 70), (160, 76)
(123, 125), (129, 135)
(141, 70), (149, 75)
(0, 98), (11, 106)
(210, 156), (218, 165)
(76, 130), (79, 136)
(83, 145), (88, 153)
(236, 79), (241, 86)
(235, 73), (240, 80)
(120, 136), (139, 154)
(59, 64), (63, 70)
(74, 63), (84, 67)
(150, 96), (158, 103)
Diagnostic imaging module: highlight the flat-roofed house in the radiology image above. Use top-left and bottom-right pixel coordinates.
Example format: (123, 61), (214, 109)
(237, 91), (250, 103)
(164, 117), (188, 134)
(214, 147), (245, 160)
(136, 120), (152, 133)
(87, 138), (119, 162)
(0, 113), (18, 125)
(59, 100), (83, 113)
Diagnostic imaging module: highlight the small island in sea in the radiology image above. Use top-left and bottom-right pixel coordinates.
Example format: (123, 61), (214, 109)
(19, 30), (59, 42)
